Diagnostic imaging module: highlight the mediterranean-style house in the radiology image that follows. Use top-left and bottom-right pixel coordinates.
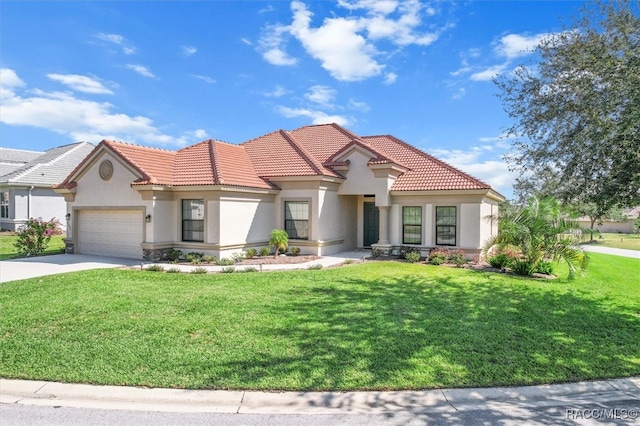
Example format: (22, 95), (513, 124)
(0, 142), (95, 231)
(54, 124), (504, 260)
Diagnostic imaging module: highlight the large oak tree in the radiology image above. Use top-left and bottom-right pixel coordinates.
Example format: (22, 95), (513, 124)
(495, 0), (640, 219)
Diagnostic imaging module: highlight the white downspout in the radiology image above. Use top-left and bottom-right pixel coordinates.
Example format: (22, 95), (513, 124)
(28, 186), (34, 219)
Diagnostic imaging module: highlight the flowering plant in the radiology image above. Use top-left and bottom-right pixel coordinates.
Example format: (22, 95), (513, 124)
(15, 217), (63, 257)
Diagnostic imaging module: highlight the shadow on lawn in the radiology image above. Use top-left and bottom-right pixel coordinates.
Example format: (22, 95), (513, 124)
(210, 268), (639, 393)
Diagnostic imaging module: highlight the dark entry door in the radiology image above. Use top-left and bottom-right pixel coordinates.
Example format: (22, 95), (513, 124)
(363, 202), (379, 247)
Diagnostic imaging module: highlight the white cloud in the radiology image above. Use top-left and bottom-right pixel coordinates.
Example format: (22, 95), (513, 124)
(95, 33), (124, 44)
(47, 74), (114, 95)
(277, 106), (351, 126)
(263, 48), (298, 66)
(383, 72), (398, 84)
(470, 64), (508, 81)
(192, 75), (216, 84)
(0, 69), (199, 147)
(260, 24), (298, 66)
(182, 45), (197, 56)
(495, 33), (547, 59)
(259, 0), (448, 82)
(241, 38), (253, 46)
(431, 142), (515, 196)
(94, 33), (136, 55)
(305, 85), (336, 108)
(452, 87), (466, 99)
(262, 85), (290, 97)
(0, 68), (26, 94)
(348, 99), (370, 112)
(125, 64), (156, 78)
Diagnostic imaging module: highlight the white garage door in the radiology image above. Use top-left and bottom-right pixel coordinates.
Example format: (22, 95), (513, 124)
(77, 210), (143, 259)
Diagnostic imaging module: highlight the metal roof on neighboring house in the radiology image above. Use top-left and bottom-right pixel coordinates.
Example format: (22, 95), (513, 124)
(0, 142), (95, 186)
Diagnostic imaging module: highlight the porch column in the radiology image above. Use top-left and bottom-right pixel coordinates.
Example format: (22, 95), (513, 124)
(377, 205), (390, 245)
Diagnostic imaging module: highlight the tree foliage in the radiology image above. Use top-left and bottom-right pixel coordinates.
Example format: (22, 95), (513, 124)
(495, 0), (640, 218)
(484, 197), (588, 279)
(269, 229), (289, 258)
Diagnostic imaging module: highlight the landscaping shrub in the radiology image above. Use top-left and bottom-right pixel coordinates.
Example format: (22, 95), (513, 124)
(488, 253), (513, 269)
(231, 251), (246, 263)
(241, 267), (258, 273)
(245, 248), (257, 259)
(186, 252), (204, 264)
(307, 264), (323, 270)
(221, 266), (236, 273)
(449, 250), (467, 267)
(289, 247), (301, 256)
(342, 259), (355, 265)
(512, 259), (535, 276)
(428, 248), (449, 265)
(202, 255), (217, 264)
(166, 267), (182, 274)
(190, 267), (208, 274)
(146, 264), (165, 272)
(259, 247), (270, 257)
(398, 246), (420, 260)
(217, 258), (234, 266)
(165, 248), (182, 263)
(536, 260), (554, 275)
(371, 248), (384, 258)
(405, 251), (421, 263)
(14, 217), (63, 257)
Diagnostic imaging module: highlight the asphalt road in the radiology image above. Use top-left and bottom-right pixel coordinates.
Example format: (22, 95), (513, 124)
(2, 397), (639, 426)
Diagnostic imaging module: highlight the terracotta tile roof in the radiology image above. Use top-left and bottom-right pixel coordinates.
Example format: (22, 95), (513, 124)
(210, 141), (273, 189)
(57, 124), (494, 193)
(58, 139), (272, 190)
(242, 130), (341, 178)
(289, 123), (359, 164)
(363, 135), (491, 191)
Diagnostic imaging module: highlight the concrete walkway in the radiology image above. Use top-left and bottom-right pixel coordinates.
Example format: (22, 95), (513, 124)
(1, 377), (638, 415)
(0, 251), (371, 283)
(580, 244), (640, 259)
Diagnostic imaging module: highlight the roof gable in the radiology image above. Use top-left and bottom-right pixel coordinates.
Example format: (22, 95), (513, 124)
(1, 142), (95, 186)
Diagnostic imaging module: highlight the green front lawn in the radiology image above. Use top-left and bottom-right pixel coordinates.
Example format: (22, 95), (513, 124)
(581, 232), (640, 251)
(1, 253), (638, 391)
(0, 233), (65, 260)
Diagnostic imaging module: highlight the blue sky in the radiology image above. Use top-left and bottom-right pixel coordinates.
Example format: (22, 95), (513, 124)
(1, 1), (587, 198)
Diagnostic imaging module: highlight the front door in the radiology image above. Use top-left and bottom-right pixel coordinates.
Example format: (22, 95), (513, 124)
(363, 202), (379, 247)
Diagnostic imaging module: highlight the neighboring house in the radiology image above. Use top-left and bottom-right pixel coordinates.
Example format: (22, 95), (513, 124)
(54, 124), (505, 260)
(576, 206), (640, 234)
(0, 142), (95, 231)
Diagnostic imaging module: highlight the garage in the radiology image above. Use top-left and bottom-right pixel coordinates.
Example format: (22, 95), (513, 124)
(77, 209), (143, 259)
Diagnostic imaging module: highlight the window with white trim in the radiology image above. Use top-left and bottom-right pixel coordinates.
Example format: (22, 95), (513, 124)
(1, 192), (8, 219)
(182, 199), (204, 242)
(402, 206), (422, 244)
(436, 206), (456, 246)
(284, 201), (309, 240)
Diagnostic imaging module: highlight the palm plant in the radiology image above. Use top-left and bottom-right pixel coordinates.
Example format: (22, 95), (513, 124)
(484, 197), (588, 279)
(269, 229), (289, 258)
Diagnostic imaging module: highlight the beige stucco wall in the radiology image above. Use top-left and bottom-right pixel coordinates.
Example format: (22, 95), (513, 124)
(218, 194), (275, 248)
(0, 186), (67, 231)
(66, 152), (149, 242)
(386, 193), (499, 251)
(577, 219), (635, 234)
(337, 150), (393, 205)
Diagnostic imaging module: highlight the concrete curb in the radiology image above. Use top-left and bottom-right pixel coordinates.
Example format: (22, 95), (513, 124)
(2, 377), (638, 414)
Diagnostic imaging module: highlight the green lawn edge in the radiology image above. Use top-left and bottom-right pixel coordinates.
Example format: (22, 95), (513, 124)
(1, 252), (638, 391)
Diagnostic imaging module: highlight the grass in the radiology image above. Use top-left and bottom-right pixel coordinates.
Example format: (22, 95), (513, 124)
(580, 232), (640, 251)
(0, 233), (66, 260)
(1, 252), (638, 391)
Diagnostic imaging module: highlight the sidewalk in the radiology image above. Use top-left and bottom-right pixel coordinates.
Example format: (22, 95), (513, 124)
(580, 245), (640, 259)
(1, 377), (638, 414)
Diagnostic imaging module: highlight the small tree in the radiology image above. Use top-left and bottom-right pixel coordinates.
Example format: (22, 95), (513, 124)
(15, 217), (63, 257)
(269, 229), (289, 258)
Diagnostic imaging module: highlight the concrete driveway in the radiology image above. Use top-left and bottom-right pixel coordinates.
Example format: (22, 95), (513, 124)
(0, 254), (142, 283)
